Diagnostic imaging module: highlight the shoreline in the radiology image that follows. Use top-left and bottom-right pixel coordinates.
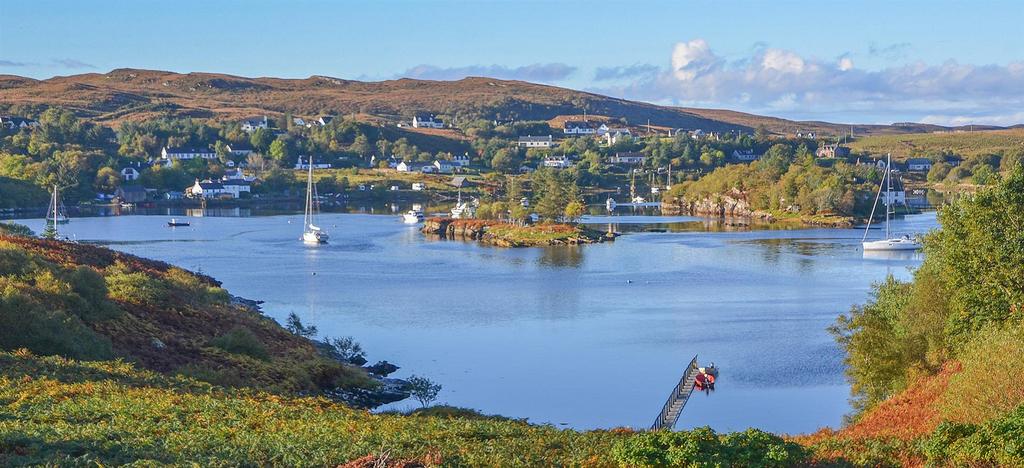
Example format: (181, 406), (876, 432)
(421, 218), (615, 247)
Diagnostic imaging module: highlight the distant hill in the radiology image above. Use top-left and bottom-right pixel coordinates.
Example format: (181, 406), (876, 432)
(0, 68), (1012, 136)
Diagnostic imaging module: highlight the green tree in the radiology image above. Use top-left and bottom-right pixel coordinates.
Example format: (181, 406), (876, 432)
(564, 200), (585, 223)
(407, 375), (442, 407)
(269, 138), (291, 164)
(249, 128), (275, 153)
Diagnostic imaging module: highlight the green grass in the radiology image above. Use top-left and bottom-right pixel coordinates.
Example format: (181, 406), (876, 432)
(848, 128), (1024, 159)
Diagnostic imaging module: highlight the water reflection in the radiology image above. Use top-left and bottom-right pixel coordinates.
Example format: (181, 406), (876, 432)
(538, 246), (585, 268)
(862, 249), (924, 261)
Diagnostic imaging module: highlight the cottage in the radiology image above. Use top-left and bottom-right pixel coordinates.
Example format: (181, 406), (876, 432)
(187, 179), (228, 198)
(433, 159), (455, 173)
(0, 116), (40, 130)
(222, 168), (256, 183)
(943, 155), (963, 167)
(906, 158), (933, 172)
(396, 161), (436, 173)
(731, 149), (762, 162)
(240, 116), (269, 132)
(543, 155), (574, 169)
(609, 152), (645, 165)
(292, 117), (308, 127)
(517, 135), (554, 148)
(162, 146), (217, 161)
(563, 121), (596, 135)
(226, 142), (255, 157)
(220, 179), (252, 198)
(115, 185), (148, 203)
(451, 153), (471, 167)
(294, 156), (332, 170)
(412, 182), (426, 191)
(883, 176), (907, 206)
(412, 114), (444, 129)
(119, 166), (141, 182)
(816, 144), (850, 159)
(605, 129), (631, 145)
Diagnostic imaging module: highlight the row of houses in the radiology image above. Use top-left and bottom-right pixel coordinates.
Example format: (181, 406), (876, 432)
(0, 116), (40, 131)
(395, 155), (470, 174)
(239, 115), (336, 132)
(562, 121), (632, 137)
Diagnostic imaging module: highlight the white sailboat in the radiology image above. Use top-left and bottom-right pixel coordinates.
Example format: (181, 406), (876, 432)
(46, 185), (70, 225)
(301, 155), (329, 244)
(862, 153), (921, 251)
(450, 186), (475, 219)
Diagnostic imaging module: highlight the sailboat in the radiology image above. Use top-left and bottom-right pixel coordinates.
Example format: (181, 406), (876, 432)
(862, 153), (921, 251)
(450, 186), (475, 219)
(301, 155), (329, 244)
(46, 185), (70, 225)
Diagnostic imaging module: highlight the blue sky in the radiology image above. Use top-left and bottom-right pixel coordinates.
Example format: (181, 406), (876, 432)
(2, 0), (1022, 125)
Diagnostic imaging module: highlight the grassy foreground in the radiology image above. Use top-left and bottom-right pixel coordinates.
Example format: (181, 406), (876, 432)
(0, 351), (810, 466)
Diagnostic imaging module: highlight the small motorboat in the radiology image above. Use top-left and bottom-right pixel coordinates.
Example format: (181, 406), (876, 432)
(402, 210), (424, 224)
(167, 218), (190, 227)
(605, 197), (617, 211)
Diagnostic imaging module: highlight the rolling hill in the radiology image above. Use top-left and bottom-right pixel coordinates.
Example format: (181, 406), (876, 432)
(0, 68), (1012, 136)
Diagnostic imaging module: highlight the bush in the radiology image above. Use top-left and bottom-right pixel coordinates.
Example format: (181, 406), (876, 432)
(0, 282), (113, 359)
(209, 326), (269, 360)
(941, 323), (1024, 423)
(0, 222), (33, 237)
(611, 427), (807, 467)
(105, 263), (166, 305)
(922, 404), (1024, 466)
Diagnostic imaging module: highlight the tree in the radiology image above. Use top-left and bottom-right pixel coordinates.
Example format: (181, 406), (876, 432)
(269, 138), (291, 164)
(326, 336), (366, 365)
(94, 166), (121, 193)
(407, 375), (442, 407)
(285, 312), (317, 338)
(249, 128), (275, 153)
(491, 148), (520, 173)
(927, 162), (952, 183)
(564, 200), (585, 223)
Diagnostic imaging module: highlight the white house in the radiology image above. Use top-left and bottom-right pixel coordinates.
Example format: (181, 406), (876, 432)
(294, 156), (332, 170)
(119, 166), (141, 182)
(316, 115), (334, 126)
(222, 168), (256, 183)
(433, 160), (455, 173)
(187, 179), (227, 198)
(226, 142), (255, 157)
(883, 176), (907, 206)
(517, 135), (553, 148)
(397, 161), (436, 173)
(605, 129), (631, 145)
(451, 153), (471, 167)
(731, 149), (762, 162)
(240, 116), (269, 132)
(0, 116), (40, 130)
(689, 129), (706, 139)
(543, 155), (574, 169)
(412, 114), (444, 129)
(220, 179), (252, 198)
(292, 117), (307, 127)
(412, 182), (426, 191)
(162, 146), (217, 160)
(906, 158), (933, 172)
(563, 121), (596, 135)
(609, 152), (645, 165)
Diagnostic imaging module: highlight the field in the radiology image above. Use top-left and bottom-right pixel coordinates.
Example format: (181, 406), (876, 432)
(848, 128), (1024, 159)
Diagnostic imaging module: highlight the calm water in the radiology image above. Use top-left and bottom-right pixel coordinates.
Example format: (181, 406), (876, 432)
(17, 211), (937, 434)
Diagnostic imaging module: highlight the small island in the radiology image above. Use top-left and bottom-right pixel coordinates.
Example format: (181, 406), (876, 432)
(422, 218), (612, 247)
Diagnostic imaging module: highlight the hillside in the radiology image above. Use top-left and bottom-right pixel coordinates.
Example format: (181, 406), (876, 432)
(848, 128), (1024, 159)
(1, 69), (1012, 136)
(0, 231), (403, 407)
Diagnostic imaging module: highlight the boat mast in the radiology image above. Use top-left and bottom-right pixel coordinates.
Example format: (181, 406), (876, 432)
(52, 185), (59, 238)
(885, 153), (891, 239)
(304, 155), (314, 229)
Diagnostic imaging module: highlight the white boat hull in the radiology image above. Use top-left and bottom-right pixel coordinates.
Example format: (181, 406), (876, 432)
(402, 212), (424, 224)
(862, 238), (921, 251)
(303, 231), (329, 243)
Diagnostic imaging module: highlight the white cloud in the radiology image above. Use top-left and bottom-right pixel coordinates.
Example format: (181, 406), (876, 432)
(592, 39), (1024, 125)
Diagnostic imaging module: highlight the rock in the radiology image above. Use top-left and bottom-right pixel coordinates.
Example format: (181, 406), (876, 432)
(151, 337), (166, 350)
(365, 360), (400, 377)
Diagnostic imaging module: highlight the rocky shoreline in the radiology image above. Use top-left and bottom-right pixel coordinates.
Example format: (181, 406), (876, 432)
(661, 190), (856, 228)
(422, 218), (613, 247)
(230, 294), (411, 408)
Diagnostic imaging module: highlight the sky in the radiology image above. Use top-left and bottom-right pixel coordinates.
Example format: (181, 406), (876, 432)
(1, 0), (1023, 125)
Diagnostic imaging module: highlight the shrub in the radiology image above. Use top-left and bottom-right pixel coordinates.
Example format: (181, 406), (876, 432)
(0, 283), (113, 359)
(611, 427), (807, 467)
(209, 326), (269, 360)
(105, 268), (165, 305)
(922, 404), (1024, 466)
(941, 323), (1024, 423)
(0, 222), (33, 237)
